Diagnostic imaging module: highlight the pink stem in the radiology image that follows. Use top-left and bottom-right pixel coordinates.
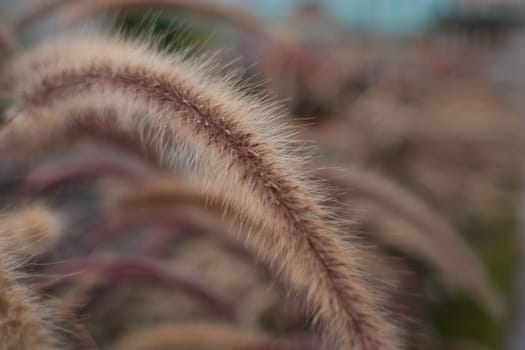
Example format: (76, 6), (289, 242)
(37, 256), (246, 323)
(18, 152), (153, 198)
(91, 206), (259, 270)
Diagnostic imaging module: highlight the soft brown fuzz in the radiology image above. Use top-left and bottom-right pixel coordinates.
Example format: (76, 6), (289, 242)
(0, 242), (56, 350)
(1, 37), (401, 349)
(0, 245), (98, 350)
(0, 205), (63, 257)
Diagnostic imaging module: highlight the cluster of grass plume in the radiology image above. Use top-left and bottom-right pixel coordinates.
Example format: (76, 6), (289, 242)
(0, 33), (400, 349)
(0, 1), (517, 349)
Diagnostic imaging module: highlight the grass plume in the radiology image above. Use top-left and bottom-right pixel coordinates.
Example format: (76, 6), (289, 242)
(0, 247), (56, 349)
(0, 239), (97, 349)
(0, 36), (400, 349)
(0, 204), (63, 257)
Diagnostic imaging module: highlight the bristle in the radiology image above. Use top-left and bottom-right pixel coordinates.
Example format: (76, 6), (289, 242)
(1, 36), (401, 349)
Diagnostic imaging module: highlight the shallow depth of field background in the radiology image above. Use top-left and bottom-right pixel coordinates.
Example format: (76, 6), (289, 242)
(1, 1), (525, 349)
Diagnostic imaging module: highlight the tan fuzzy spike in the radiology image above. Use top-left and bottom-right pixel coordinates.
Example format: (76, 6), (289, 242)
(0, 204), (63, 257)
(321, 167), (504, 319)
(0, 244), (97, 350)
(111, 323), (312, 350)
(104, 174), (399, 295)
(0, 256), (52, 349)
(1, 37), (400, 349)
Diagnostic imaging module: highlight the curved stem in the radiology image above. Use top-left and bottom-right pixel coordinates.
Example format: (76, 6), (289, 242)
(38, 255), (247, 323)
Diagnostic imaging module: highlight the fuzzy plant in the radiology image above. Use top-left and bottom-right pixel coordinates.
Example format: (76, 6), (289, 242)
(0, 2), (516, 350)
(0, 236), (97, 350)
(0, 204), (63, 257)
(15, 147), (502, 320)
(0, 33), (402, 349)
